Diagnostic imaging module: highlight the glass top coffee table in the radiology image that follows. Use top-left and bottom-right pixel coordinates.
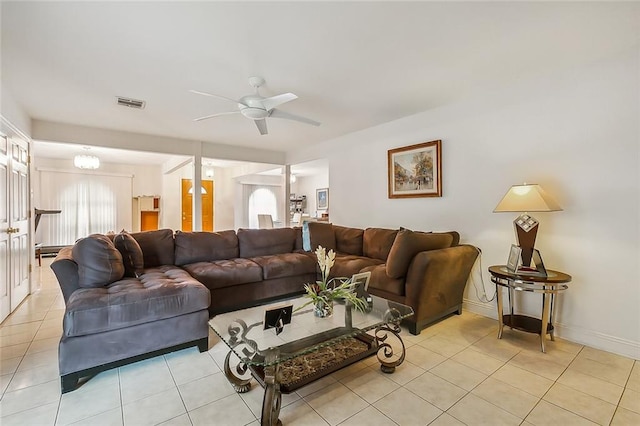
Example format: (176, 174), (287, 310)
(209, 294), (414, 425)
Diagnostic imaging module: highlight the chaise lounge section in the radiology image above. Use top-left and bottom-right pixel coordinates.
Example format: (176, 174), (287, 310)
(51, 231), (211, 393)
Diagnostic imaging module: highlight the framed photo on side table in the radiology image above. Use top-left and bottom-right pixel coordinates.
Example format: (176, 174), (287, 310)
(506, 244), (522, 273)
(316, 188), (329, 210)
(388, 140), (442, 198)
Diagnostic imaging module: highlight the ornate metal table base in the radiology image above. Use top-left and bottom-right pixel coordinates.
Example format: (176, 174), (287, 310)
(375, 322), (406, 373)
(261, 350), (282, 426)
(216, 301), (412, 425)
(222, 327), (407, 425)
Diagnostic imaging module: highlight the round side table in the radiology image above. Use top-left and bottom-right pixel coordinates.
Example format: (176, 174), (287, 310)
(488, 265), (571, 353)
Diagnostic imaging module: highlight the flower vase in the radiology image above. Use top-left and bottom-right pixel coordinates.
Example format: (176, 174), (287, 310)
(314, 299), (333, 318)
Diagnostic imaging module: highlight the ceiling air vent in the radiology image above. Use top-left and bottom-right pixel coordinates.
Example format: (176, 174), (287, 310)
(116, 96), (146, 109)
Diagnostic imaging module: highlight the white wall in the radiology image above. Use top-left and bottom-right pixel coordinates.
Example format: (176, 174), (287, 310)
(211, 167), (235, 231)
(161, 164), (183, 231)
(287, 48), (640, 359)
(1, 83), (31, 137)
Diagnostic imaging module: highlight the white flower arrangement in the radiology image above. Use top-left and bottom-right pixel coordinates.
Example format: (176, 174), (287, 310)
(297, 246), (368, 314)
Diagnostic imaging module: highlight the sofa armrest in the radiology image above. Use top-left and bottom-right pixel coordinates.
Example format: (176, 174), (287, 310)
(51, 247), (80, 303)
(404, 245), (480, 321)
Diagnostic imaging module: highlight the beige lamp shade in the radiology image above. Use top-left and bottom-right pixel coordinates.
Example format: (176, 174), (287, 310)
(494, 184), (562, 213)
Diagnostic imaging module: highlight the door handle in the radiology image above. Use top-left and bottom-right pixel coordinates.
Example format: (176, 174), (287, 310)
(6, 227), (19, 234)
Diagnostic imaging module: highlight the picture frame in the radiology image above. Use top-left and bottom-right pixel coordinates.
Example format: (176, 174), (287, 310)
(316, 188), (329, 210)
(350, 271), (372, 295)
(506, 244), (522, 273)
(388, 140), (442, 198)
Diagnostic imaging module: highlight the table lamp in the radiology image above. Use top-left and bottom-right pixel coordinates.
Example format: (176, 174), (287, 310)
(494, 183), (562, 266)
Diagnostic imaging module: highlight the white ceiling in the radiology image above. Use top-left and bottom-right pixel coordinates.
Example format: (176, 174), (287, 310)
(3, 2), (639, 154)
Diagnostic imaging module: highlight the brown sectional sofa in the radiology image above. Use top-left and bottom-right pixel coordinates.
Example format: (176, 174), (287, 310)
(51, 224), (478, 392)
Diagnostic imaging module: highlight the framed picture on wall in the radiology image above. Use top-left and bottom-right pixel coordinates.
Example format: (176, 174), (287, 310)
(316, 188), (329, 210)
(388, 140), (442, 198)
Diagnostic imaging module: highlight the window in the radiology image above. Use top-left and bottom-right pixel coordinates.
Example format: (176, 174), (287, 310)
(38, 170), (132, 245)
(247, 186), (278, 229)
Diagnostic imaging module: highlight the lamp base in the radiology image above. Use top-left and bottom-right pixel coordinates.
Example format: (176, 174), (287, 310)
(513, 213), (538, 266)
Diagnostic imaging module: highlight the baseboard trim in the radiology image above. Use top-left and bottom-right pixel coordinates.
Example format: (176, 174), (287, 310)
(463, 297), (640, 360)
(553, 322), (640, 360)
(462, 298), (496, 320)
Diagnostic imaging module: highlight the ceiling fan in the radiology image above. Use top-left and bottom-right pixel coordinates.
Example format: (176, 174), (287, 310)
(190, 77), (321, 135)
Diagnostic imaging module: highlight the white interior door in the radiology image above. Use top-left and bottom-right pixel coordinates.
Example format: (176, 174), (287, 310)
(9, 136), (30, 312)
(0, 135), (10, 322)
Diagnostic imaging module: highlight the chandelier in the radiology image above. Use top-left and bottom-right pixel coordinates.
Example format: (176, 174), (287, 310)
(74, 154), (100, 169)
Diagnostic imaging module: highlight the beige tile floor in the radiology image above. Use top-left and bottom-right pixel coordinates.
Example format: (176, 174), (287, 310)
(1, 258), (638, 425)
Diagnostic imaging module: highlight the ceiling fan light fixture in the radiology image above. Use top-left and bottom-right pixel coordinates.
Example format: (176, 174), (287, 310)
(190, 77), (320, 135)
(240, 107), (268, 120)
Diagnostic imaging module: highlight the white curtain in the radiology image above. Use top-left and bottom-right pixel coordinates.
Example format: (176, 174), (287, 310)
(244, 184), (280, 229)
(38, 169), (132, 246)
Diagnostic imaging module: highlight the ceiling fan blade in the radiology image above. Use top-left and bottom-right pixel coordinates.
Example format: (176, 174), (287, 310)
(261, 93), (298, 111)
(189, 89), (248, 107)
(193, 111), (240, 122)
(255, 119), (268, 135)
(269, 109), (321, 126)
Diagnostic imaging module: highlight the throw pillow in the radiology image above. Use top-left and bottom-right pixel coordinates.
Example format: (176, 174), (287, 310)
(385, 229), (454, 279)
(113, 231), (144, 277)
(72, 234), (125, 288)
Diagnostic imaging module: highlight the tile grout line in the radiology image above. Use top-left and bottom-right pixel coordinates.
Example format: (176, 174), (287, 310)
(118, 368), (125, 426)
(535, 345), (614, 426)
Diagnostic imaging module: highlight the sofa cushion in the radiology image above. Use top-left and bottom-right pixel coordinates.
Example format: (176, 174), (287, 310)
(404, 227), (460, 247)
(363, 228), (398, 261)
(182, 258), (263, 290)
(237, 228), (296, 258)
(329, 254), (384, 279)
(293, 227), (304, 251)
(72, 234), (125, 288)
(113, 231), (144, 278)
(307, 221), (336, 252)
(362, 264), (405, 297)
(442, 231), (460, 247)
(62, 265), (210, 337)
(130, 229), (175, 267)
(174, 230), (239, 265)
(386, 229), (454, 279)
(250, 253), (317, 280)
(334, 225), (364, 256)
